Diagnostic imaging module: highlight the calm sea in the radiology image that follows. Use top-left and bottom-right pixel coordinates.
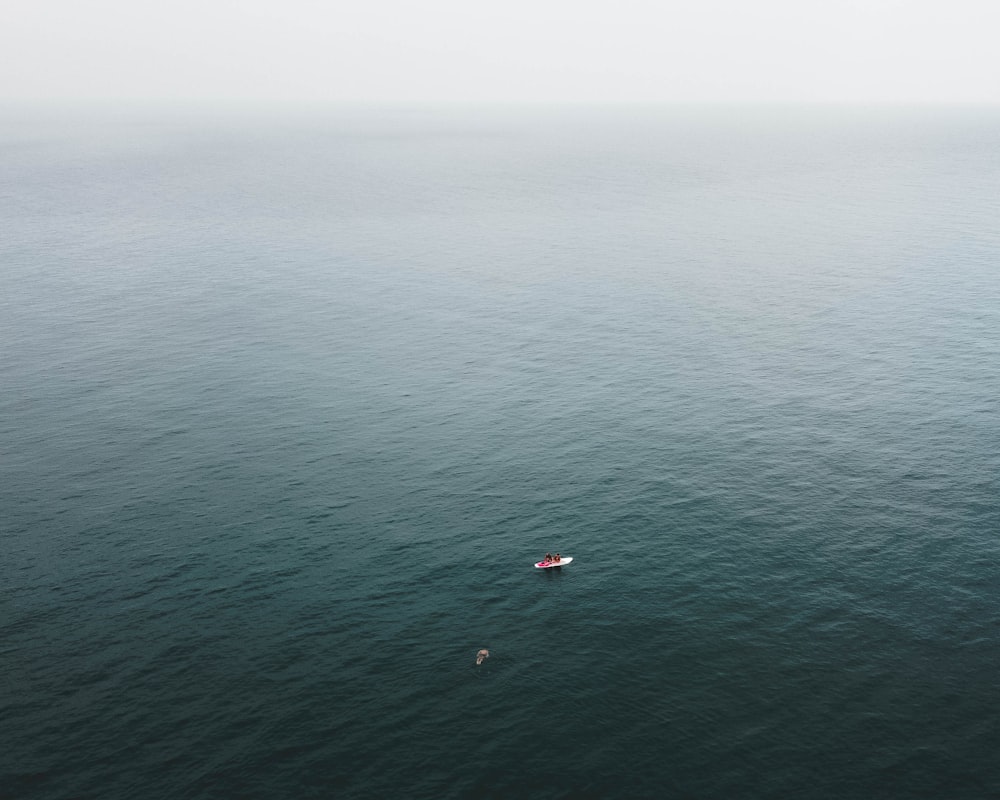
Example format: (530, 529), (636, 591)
(2, 106), (999, 799)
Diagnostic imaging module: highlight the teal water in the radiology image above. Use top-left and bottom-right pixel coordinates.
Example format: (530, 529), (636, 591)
(2, 106), (999, 799)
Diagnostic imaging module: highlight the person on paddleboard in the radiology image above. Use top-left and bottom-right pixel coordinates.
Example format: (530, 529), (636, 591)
(544, 552), (553, 563)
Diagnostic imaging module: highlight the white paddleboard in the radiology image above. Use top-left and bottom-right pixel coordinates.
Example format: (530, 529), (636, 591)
(535, 557), (573, 569)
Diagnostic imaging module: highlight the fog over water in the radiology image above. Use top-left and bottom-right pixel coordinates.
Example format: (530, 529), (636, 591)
(2, 1), (999, 104)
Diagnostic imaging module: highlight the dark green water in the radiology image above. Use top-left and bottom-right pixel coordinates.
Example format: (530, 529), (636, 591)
(2, 106), (999, 798)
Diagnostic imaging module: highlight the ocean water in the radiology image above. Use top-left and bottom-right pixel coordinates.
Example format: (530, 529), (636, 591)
(2, 105), (999, 799)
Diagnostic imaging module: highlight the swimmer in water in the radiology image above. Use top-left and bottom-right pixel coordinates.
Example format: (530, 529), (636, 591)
(476, 649), (489, 665)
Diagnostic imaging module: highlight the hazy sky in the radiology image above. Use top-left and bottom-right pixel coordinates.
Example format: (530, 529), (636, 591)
(3, 0), (998, 105)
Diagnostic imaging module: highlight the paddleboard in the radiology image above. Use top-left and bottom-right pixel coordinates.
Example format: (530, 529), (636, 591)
(535, 557), (573, 569)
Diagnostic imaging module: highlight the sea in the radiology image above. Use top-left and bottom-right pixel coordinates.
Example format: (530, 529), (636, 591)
(2, 105), (999, 799)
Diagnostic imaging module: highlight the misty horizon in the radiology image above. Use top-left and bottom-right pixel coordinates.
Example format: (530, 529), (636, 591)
(3, 1), (998, 106)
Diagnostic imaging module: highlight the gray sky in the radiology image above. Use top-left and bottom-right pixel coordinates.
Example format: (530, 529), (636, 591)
(3, 0), (998, 105)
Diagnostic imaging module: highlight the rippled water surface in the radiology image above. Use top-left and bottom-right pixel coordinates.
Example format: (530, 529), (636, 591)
(2, 106), (999, 799)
